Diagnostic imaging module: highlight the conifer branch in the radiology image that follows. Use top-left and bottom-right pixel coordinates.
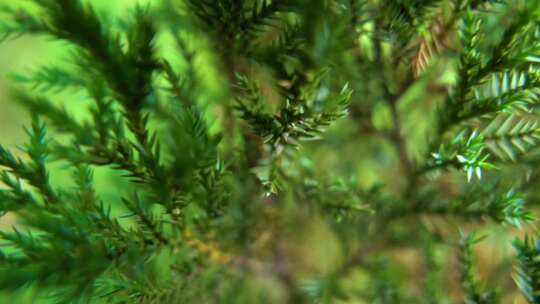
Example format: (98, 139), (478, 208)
(514, 235), (540, 304)
(459, 230), (499, 304)
(0, 0), (540, 302)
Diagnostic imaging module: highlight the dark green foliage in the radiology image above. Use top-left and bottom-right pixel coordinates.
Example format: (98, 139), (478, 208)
(514, 235), (540, 304)
(0, 0), (540, 303)
(459, 230), (499, 304)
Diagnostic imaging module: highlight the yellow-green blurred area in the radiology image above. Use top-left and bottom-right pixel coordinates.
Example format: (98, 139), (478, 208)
(0, 1), (534, 303)
(0, 1), (157, 208)
(0, 1), (152, 302)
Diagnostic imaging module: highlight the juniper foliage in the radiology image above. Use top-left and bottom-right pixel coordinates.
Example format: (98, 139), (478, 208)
(0, 0), (540, 303)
